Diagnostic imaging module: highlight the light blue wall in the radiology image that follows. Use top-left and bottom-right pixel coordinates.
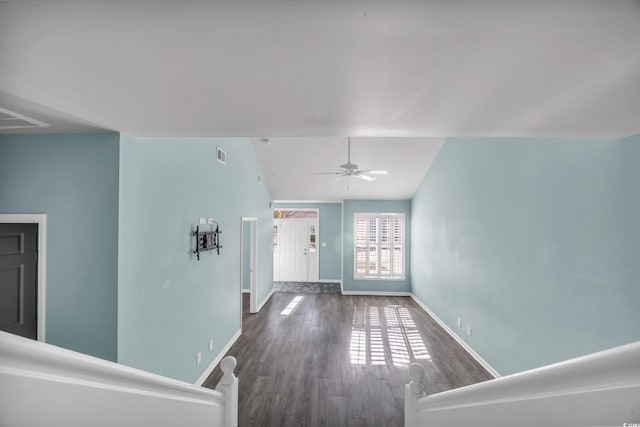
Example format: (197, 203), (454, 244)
(273, 202), (343, 281)
(0, 133), (120, 361)
(118, 136), (273, 382)
(411, 136), (640, 375)
(242, 221), (250, 290)
(342, 200), (411, 293)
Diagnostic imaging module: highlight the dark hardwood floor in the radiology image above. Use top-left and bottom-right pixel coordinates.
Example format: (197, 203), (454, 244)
(203, 292), (492, 426)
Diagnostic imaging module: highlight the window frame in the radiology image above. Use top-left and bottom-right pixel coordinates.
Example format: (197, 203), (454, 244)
(353, 212), (406, 281)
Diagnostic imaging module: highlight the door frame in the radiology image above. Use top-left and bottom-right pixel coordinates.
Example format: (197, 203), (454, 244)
(273, 208), (319, 282)
(0, 214), (47, 342)
(240, 217), (258, 316)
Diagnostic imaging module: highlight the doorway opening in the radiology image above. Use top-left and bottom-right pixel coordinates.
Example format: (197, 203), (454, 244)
(273, 209), (319, 282)
(0, 214), (46, 342)
(240, 217), (258, 315)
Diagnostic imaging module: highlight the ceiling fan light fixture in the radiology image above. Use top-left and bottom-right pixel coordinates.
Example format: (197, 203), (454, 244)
(340, 162), (358, 170)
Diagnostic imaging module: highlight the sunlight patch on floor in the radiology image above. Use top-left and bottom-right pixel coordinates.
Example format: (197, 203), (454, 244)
(350, 329), (367, 364)
(280, 296), (303, 315)
(348, 304), (431, 366)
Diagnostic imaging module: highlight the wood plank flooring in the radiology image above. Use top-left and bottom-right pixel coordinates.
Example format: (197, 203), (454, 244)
(203, 292), (493, 426)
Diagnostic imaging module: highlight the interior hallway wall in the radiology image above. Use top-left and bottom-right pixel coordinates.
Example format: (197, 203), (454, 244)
(411, 135), (640, 375)
(118, 136), (273, 382)
(0, 132), (120, 361)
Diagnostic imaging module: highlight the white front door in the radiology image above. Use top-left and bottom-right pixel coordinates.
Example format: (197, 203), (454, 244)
(275, 220), (309, 282)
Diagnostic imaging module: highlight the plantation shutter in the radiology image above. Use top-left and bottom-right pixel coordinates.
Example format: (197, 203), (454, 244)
(354, 213), (405, 279)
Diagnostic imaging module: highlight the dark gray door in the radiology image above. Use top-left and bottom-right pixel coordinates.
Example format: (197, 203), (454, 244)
(0, 223), (38, 339)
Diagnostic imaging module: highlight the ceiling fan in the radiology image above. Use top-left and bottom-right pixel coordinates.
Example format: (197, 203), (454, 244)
(310, 137), (388, 182)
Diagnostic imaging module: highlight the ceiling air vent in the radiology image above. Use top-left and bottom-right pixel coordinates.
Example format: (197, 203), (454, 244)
(217, 147), (226, 165)
(0, 108), (50, 130)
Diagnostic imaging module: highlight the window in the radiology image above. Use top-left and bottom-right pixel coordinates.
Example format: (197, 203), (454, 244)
(354, 213), (405, 280)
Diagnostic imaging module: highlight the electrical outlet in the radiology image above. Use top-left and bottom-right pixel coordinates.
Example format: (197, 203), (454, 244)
(457, 318), (461, 328)
(199, 218), (206, 225)
(467, 326), (472, 336)
(196, 352), (202, 365)
(209, 340), (214, 352)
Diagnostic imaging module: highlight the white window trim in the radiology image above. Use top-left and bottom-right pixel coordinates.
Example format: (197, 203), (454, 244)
(353, 212), (405, 281)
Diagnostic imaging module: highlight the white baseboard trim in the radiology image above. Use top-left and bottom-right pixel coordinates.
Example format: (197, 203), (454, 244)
(256, 289), (274, 312)
(241, 289), (250, 294)
(409, 293), (501, 378)
(316, 279), (342, 284)
(341, 290), (412, 296)
(195, 328), (242, 386)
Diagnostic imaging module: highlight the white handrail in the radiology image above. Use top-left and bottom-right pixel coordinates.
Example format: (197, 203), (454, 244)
(406, 341), (640, 427)
(0, 331), (238, 427)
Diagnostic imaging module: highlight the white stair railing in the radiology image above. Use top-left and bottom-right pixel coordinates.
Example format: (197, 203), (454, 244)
(405, 341), (640, 427)
(0, 331), (238, 427)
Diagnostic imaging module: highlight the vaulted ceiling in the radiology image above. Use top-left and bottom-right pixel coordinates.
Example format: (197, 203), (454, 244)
(252, 137), (443, 200)
(1, 0), (639, 199)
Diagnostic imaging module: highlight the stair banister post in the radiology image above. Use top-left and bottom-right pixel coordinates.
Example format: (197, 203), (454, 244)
(405, 363), (426, 426)
(215, 356), (238, 427)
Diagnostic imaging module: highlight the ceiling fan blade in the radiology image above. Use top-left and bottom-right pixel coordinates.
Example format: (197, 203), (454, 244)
(359, 170), (389, 175)
(310, 172), (342, 175)
(354, 173), (376, 182)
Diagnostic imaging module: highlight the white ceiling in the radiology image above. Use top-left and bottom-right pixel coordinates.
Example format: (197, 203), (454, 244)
(0, 91), (108, 134)
(1, 0), (639, 199)
(253, 137), (443, 200)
